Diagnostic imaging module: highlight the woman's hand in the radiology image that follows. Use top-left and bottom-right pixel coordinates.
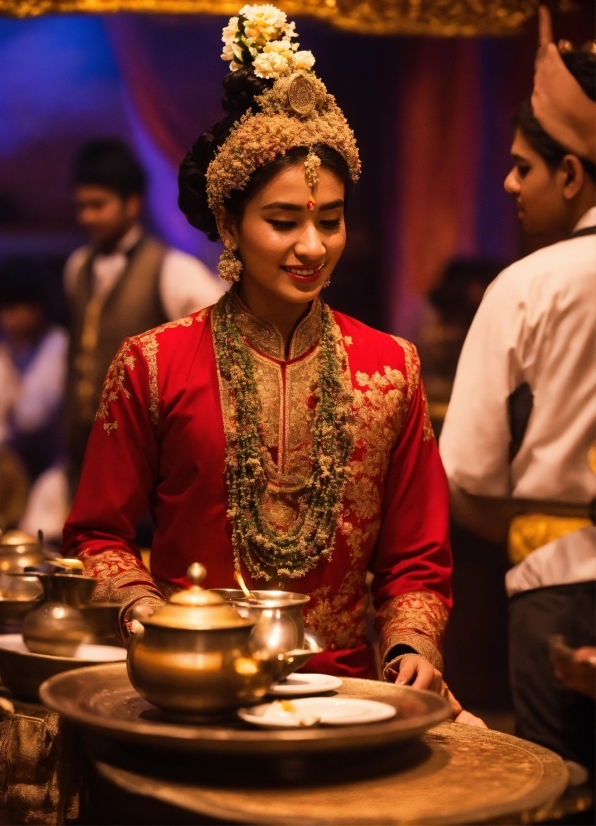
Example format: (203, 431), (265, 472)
(394, 654), (443, 692)
(393, 654), (487, 728)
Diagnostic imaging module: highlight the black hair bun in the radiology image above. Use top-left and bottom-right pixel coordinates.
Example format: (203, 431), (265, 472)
(178, 67), (273, 240)
(221, 66), (274, 116)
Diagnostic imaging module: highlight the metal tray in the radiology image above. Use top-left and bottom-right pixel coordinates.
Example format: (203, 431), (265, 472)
(40, 663), (450, 756)
(0, 634), (126, 700)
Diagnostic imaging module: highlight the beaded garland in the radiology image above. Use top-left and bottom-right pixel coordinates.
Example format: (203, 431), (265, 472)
(212, 292), (354, 580)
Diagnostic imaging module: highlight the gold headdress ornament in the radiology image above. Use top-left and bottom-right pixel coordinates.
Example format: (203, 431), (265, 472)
(206, 4), (361, 215)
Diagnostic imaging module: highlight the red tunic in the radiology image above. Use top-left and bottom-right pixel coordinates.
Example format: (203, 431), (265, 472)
(62, 294), (452, 680)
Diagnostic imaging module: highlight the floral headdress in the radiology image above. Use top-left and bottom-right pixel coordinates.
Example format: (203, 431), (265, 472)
(207, 4), (360, 214)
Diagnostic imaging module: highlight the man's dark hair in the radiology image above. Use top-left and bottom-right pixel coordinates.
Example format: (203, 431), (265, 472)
(73, 139), (146, 199)
(513, 51), (596, 181)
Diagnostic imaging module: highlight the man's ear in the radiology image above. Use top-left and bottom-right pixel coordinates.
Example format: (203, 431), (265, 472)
(214, 206), (238, 247)
(560, 155), (585, 200)
(124, 193), (143, 220)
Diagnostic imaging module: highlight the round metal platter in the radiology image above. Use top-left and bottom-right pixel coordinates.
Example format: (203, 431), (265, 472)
(40, 662), (450, 756)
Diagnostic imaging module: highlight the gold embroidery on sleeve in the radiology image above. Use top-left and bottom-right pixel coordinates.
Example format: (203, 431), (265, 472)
(420, 382), (435, 442)
(97, 311), (209, 432)
(391, 336), (420, 402)
(95, 340), (136, 434)
(376, 590), (449, 674)
(136, 313), (205, 426)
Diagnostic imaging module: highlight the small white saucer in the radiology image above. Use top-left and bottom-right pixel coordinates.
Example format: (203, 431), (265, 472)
(268, 673), (342, 697)
(239, 697), (396, 728)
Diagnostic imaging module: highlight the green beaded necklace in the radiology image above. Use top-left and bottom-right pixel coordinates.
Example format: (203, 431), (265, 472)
(212, 292), (354, 580)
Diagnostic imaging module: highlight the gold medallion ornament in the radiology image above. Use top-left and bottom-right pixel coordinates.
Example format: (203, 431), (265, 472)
(206, 6), (361, 214)
(287, 75), (316, 116)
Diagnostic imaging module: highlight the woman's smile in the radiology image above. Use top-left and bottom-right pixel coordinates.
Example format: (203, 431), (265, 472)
(282, 262), (325, 283)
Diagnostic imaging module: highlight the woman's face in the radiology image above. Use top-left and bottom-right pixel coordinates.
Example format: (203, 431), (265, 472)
(225, 161), (346, 310)
(503, 129), (567, 235)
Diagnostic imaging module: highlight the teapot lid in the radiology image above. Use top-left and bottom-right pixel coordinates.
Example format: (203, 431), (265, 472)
(145, 563), (254, 630)
(0, 530), (39, 547)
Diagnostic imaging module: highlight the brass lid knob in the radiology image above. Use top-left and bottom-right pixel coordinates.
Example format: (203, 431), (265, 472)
(145, 563), (254, 630)
(169, 563), (226, 607)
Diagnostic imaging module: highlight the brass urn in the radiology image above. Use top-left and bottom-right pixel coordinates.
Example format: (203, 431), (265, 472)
(127, 563), (277, 721)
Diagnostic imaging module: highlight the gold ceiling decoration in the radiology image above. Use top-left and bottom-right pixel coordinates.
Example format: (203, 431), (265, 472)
(0, 0), (562, 36)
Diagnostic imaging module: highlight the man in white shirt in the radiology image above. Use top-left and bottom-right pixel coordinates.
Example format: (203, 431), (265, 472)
(64, 139), (224, 492)
(440, 50), (595, 769)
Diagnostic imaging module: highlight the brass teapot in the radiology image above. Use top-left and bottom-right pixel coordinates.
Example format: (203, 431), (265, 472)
(127, 563), (280, 721)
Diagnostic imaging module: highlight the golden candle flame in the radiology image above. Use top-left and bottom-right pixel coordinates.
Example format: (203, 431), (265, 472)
(234, 571), (252, 600)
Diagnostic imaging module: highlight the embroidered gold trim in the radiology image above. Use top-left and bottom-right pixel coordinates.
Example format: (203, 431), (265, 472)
(231, 289), (322, 360)
(135, 314), (200, 426)
(96, 311), (208, 432)
(391, 335), (420, 403)
(95, 341), (136, 434)
(376, 590), (449, 675)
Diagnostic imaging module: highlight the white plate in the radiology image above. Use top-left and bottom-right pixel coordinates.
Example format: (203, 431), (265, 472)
(238, 697), (396, 728)
(268, 673), (343, 697)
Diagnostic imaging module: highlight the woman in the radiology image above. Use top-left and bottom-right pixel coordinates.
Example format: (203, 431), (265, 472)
(62, 6), (452, 692)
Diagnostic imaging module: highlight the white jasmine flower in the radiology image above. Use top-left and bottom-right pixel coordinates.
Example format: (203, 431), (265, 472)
(285, 20), (297, 35)
(253, 51), (288, 78)
(292, 50), (315, 70)
(263, 39), (294, 59)
(240, 4), (287, 31)
(221, 42), (235, 61)
(221, 16), (239, 45)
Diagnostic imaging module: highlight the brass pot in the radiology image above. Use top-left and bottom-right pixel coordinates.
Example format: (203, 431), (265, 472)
(127, 564), (277, 722)
(35, 573), (97, 609)
(0, 530), (44, 574)
(0, 574), (43, 630)
(22, 602), (91, 657)
(212, 589), (321, 680)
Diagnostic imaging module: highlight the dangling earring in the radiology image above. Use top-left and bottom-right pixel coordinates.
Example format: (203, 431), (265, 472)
(218, 242), (242, 284)
(323, 276), (331, 288)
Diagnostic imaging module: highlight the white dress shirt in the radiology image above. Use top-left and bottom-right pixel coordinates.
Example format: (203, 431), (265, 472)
(0, 326), (68, 441)
(64, 225), (225, 319)
(440, 207), (596, 593)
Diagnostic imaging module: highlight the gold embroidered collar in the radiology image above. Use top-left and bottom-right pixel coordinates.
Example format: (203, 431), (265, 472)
(230, 288), (323, 361)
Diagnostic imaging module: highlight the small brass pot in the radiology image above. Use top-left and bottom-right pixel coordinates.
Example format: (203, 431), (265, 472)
(0, 530), (44, 574)
(127, 564), (276, 722)
(22, 602), (91, 657)
(0, 574), (43, 630)
(36, 573), (97, 609)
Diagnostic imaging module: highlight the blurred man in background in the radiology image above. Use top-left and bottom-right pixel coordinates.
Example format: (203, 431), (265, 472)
(0, 257), (67, 483)
(64, 138), (224, 493)
(440, 49), (595, 773)
(0, 258), (67, 533)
